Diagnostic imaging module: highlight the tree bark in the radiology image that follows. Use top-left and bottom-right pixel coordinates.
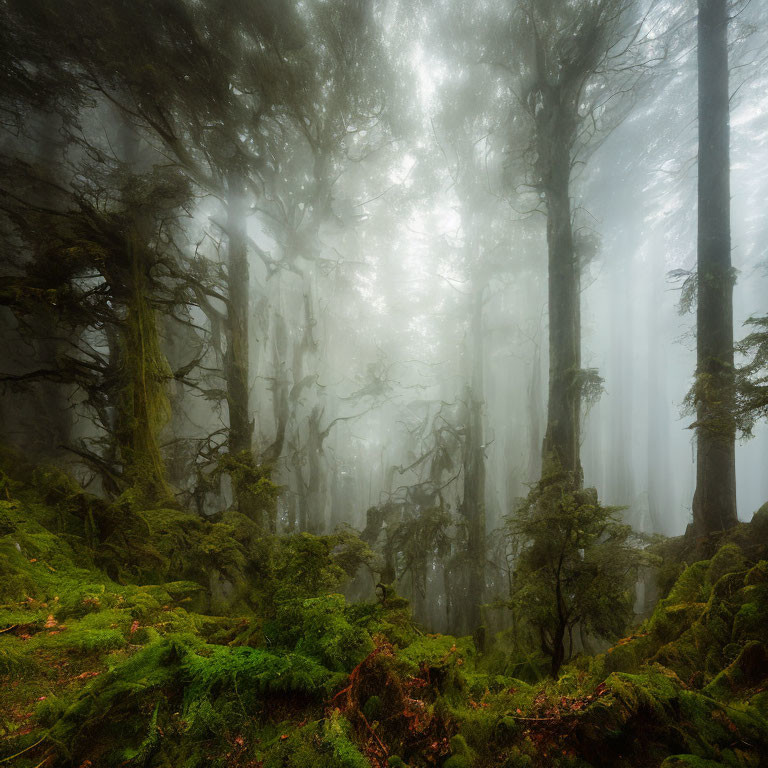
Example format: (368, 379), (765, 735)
(527, 330), (543, 483)
(224, 171), (254, 457)
(304, 404), (326, 533)
(113, 119), (173, 505)
(692, 0), (737, 537)
(550, 624), (566, 678)
(541, 124), (582, 482)
(116, 236), (173, 504)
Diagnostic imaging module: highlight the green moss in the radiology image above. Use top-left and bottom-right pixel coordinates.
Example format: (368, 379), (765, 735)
(443, 734), (475, 768)
(649, 600), (707, 645)
(295, 597), (374, 672)
(732, 585), (768, 641)
(561, 667), (768, 766)
(113, 252), (174, 507)
(665, 561), (710, 605)
(36, 625), (126, 655)
(263, 713), (368, 768)
(706, 544), (746, 585)
(0, 637), (39, 675)
(396, 634), (473, 670)
(183, 695), (226, 739)
(35, 693), (75, 728)
(362, 694), (383, 721)
(494, 714), (521, 742)
(660, 757), (728, 768)
(704, 642), (768, 700)
(443, 756), (472, 768)
(744, 561), (768, 586)
(119, 700), (162, 765)
(322, 711), (370, 768)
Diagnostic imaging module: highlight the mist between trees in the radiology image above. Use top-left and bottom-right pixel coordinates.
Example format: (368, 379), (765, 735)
(1, 0), (767, 639)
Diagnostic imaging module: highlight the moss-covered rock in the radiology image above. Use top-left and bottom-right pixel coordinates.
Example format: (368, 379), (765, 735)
(704, 641), (768, 700)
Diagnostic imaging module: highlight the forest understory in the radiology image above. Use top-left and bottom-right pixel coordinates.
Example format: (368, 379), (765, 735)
(1, 446), (767, 768)
(2, 0), (768, 766)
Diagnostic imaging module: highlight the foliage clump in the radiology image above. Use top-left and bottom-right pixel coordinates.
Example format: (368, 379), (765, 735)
(506, 473), (651, 677)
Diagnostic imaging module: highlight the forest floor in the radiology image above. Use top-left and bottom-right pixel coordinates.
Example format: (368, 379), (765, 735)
(1, 448), (767, 768)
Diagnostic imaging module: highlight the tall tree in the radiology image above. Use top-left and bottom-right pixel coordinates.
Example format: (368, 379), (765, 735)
(459, 276), (487, 633)
(0, 122), (193, 505)
(691, 0), (738, 536)
(512, 0), (656, 483)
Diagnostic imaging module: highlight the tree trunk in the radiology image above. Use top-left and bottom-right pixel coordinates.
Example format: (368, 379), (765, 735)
(224, 171), (253, 457)
(117, 237), (173, 504)
(264, 312), (290, 462)
(460, 284), (486, 634)
(305, 404), (327, 533)
(692, 0), (737, 537)
(646, 259), (669, 535)
(527, 329), (543, 483)
(550, 575), (567, 678)
(541, 130), (582, 483)
(114, 120), (172, 505)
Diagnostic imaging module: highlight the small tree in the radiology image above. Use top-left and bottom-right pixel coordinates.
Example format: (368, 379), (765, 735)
(506, 473), (648, 678)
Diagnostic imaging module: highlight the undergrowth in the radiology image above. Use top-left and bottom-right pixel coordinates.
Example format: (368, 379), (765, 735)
(1, 448), (767, 767)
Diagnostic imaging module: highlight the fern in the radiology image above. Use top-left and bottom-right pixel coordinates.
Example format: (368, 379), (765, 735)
(185, 645), (338, 700)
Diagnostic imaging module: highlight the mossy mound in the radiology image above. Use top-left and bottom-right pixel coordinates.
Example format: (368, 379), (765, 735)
(594, 541), (768, 693)
(565, 668), (768, 766)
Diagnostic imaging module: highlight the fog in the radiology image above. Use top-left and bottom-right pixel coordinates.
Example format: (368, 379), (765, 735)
(2, 0), (767, 635)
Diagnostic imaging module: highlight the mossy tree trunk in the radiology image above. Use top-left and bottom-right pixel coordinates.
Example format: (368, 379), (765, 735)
(692, 0), (737, 537)
(113, 121), (173, 506)
(114, 239), (173, 505)
(539, 110), (582, 484)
